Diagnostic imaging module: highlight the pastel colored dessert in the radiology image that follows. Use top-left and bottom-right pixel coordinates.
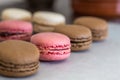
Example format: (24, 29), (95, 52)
(32, 11), (66, 33)
(0, 20), (33, 41)
(33, 11), (66, 26)
(54, 25), (92, 51)
(74, 17), (108, 41)
(31, 32), (71, 61)
(1, 8), (32, 21)
(0, 40), (40, 77)
(33, 24), (54, 33)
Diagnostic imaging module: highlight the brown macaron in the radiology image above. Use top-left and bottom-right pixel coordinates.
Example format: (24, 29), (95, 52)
(0, 40), (40, 77)
(54, 25), (92, 51)
(74, 16), (108, 41)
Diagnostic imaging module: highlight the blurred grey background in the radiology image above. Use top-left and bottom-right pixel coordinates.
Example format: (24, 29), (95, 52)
(0, 0), (72, 23)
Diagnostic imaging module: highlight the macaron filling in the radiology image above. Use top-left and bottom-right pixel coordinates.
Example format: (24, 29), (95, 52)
(71, 39), (91, 43)
(0, 30), (31, 40)
(41, 50), (70, 55)
(0, 60), (39, 72)
(0, 32), (25, 37)
(70, 37), (92, 43)
(70, 37), (92, 48)
(72, 42), (91, 48)
(37, 44), (70, 55)
(49, 48), (69, 51)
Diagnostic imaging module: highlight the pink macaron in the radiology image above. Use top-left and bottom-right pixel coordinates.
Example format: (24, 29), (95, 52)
(0, 20), (32, 41)
(31, 32), (71, 61)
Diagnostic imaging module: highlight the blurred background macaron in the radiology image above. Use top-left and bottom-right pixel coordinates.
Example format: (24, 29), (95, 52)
(74, 17), (108, 41)
(0, 40), (40, 77)
(33, 24), (54, 33)
(31, 32), (71, 61)
(54, 25), (92, 51)
(1, 8), (32, 22)
(0, 20), (33, 41)
(32, 11), (66, 33)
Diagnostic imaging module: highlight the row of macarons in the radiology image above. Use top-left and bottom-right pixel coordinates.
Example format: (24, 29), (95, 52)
(1, 8), (108, 40)
(0, 8), (108, 51)
(0, 8), (108, 77)
(0, 8), (66, 34)
(0, 32), (71, 77)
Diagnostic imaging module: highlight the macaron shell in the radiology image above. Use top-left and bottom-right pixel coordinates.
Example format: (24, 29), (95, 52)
(54, 25), (92, 40)
(40, 53), (70, 61)
(33, 11), (66, 26)
(74, 16), (108, 30)
(31, 32), (71, 61)
(31, 32), (70, 47)
(0, 20), (33, 41)
(74, 17), (108, 41)
(0, 40), (39, 64)
(0, 20), (32, 32)
(1, 8), (32, 21)
(0, 40), (40, 77)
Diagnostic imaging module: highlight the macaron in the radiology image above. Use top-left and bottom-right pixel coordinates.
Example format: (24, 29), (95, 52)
(1, 8), (32, 21)
(33, 11), (66, 26)
(0, 40), (39, 77)
(31, 32), (71, 61)
(54, 25), (92, 51)
(74, 17), (108, 41)
(32, 11), (66, 33)
(0, 20), (33, 41)
(33, 24), (54, 33)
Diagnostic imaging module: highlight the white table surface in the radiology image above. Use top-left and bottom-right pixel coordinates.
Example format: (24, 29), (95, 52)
(0, 22), (120, 80)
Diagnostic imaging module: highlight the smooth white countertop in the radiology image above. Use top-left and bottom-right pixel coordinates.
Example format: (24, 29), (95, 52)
(0, 23), (120, 80)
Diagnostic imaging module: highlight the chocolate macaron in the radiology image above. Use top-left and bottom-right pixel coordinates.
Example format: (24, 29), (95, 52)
(0, 40), (39, 77)
(54, 25), (92, 51)
(74, 17), (108, 41)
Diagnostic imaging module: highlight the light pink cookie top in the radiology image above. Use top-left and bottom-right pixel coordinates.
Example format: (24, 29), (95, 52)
(0, 20), (32, 33)
(31, 32), (71, 49)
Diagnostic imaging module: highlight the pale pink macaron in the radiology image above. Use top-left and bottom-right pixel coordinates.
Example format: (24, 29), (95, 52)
(31, 32), (71, 61)
(0, 20), (32, 41)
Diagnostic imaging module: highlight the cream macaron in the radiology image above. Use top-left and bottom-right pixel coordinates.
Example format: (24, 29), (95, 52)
(33, 11), (66, 33)
(1, 8), (32, 21)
